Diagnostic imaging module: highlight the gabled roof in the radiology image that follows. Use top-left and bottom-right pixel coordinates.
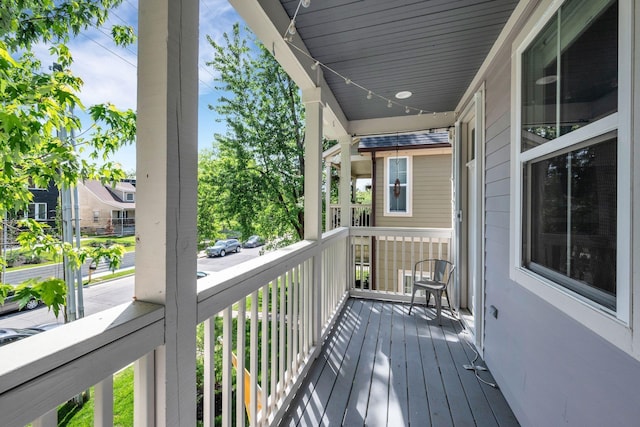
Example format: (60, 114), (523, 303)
(83, 180), (136, 209)
(358, 132), (450, 152)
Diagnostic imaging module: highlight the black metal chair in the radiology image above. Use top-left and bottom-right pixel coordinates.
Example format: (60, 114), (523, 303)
(408, 259), (455, 324)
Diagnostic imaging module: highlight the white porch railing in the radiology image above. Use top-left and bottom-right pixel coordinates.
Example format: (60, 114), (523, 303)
(349, 226), (453, 301)
(196, 227), (349, 426)
(0, 228), (350, 427)
(328, 204), (372, 230)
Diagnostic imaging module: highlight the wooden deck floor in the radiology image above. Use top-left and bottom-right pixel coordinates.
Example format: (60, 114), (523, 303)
(281, 299), (519, 427)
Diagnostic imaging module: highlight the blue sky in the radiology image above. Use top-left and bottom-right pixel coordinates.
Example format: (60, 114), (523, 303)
(43, 0), (242, 173)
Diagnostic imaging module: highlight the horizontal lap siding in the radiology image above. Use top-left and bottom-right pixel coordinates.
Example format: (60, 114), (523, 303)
(375, 154), (452, 228)
(479, 3), (640, 426)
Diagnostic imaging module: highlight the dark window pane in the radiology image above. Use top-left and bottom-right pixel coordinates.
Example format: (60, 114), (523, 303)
(525, 136), (617, 309)
(388, 186), (407, 212)
(521, 0), (618, 151)
(559, 0), (618, 136)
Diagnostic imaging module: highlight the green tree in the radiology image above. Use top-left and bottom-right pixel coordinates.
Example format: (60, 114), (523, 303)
(0, 1), (136, 315)
(200, 24), (305, 244)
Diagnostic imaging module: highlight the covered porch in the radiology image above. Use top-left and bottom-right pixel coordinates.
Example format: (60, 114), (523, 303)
(0, 0), (525, 425)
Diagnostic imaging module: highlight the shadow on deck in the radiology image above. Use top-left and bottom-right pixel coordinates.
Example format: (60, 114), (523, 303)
(281, 299), (519, 426)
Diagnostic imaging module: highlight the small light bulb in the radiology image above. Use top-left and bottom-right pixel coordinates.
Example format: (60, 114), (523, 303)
(345, 78), (351, 85)
(311, 61), (319, 70)
(418, 110), (423, 115)
(301, 0), (311, 7)
(387, 100), (392, 108)
(367, 91), (372, 100)
(288, 21), (296, 35)
(405, 106), (410, 114)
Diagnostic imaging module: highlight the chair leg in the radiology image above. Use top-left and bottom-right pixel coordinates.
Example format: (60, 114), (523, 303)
(408, 286), (419, 315)
(435, 290), (442, 325)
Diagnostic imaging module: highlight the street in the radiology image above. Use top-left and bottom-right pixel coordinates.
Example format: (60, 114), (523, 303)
(0, 246), (262, 329)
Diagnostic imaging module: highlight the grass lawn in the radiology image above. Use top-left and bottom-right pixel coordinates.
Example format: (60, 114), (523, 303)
(57, 366), (134, 427)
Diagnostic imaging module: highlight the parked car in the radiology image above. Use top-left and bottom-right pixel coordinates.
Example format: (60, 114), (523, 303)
(243, 235), (265, 248)
(0, 327), (43, 347)
(0, 290), (40, 316)
(206, 239), (241, 257)
(197, 271), (209, 279)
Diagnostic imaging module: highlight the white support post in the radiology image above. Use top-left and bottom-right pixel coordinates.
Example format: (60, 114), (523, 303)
(339, 135), (352, 228)
(303, 87), (324, 346)
(135, 0), (199, 425)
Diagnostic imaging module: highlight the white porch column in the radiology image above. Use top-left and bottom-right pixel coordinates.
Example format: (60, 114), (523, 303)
(135, 0), (199, 426)
(325, 161), (332, 231)
(303, 87), (324, 241)
(303, 88), (324, 346)
(339, 135), (352, 228)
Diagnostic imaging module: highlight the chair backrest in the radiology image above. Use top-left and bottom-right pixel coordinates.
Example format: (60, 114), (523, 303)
(433, 259), (448, 282)
(413, 259), (455, 285)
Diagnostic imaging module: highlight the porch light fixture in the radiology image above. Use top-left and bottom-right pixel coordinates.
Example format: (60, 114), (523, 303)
(287, 20), (296, 35)
(395, 91), (412, 99)
(393, 134), (401, 199)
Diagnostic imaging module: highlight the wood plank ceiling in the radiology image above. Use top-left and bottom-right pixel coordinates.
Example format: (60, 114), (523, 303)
(281, 0), (519, 121)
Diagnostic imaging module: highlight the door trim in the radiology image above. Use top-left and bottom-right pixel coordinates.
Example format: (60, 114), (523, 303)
(454, 85), (485, 355)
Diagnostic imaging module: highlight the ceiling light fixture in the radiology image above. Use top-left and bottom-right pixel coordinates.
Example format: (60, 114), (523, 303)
(311, 61), (319, 70)
(395, 91), (412, 99)
(367, 91), (373, 100)
(301, 0), (311, 7)
(405, 106), (410, 114)
(536, 75), (557, 85)
(387, 100), (393, 108)
(345, 78), (351, 85)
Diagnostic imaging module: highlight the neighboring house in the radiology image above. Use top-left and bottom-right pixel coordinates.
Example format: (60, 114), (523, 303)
(325, 131), (452, 230)
(26, 180), (59, 229)
(77, 180), (136, 236)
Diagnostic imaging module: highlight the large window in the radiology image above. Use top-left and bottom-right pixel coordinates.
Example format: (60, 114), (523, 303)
(515, 0), (626, 315)
(385, 156), (411, 215)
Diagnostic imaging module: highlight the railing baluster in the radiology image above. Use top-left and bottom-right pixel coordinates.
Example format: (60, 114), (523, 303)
(293, 264), (300, 373)
(32, 409), (56, 427)
(222, 307), (232, 427)
(278, 273), (286, 399)
(270, 279), (277, 411)
(237, 297), (246, 427)
(286, 269), (293, 385)
(204, 316), (216, 427)
(250, 291), (259, 426)
(261, 284), (269, 426)
(94, 375), (113, 427)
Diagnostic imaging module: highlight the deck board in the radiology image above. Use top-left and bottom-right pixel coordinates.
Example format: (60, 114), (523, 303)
(282, 300), (519, 427)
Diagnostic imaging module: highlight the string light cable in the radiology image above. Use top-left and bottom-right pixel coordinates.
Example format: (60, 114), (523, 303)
(282, 0), (444, 117)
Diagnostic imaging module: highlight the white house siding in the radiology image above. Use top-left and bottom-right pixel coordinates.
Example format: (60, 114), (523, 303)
(375, 153), (452, 229)
(471, 1), (640, 425)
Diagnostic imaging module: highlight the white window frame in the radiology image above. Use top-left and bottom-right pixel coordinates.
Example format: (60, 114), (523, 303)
(509, 0), (634, 355)
(125, 193), (134, 202)
(384, 155), (412, 216)
(26, 203), (48, 221)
